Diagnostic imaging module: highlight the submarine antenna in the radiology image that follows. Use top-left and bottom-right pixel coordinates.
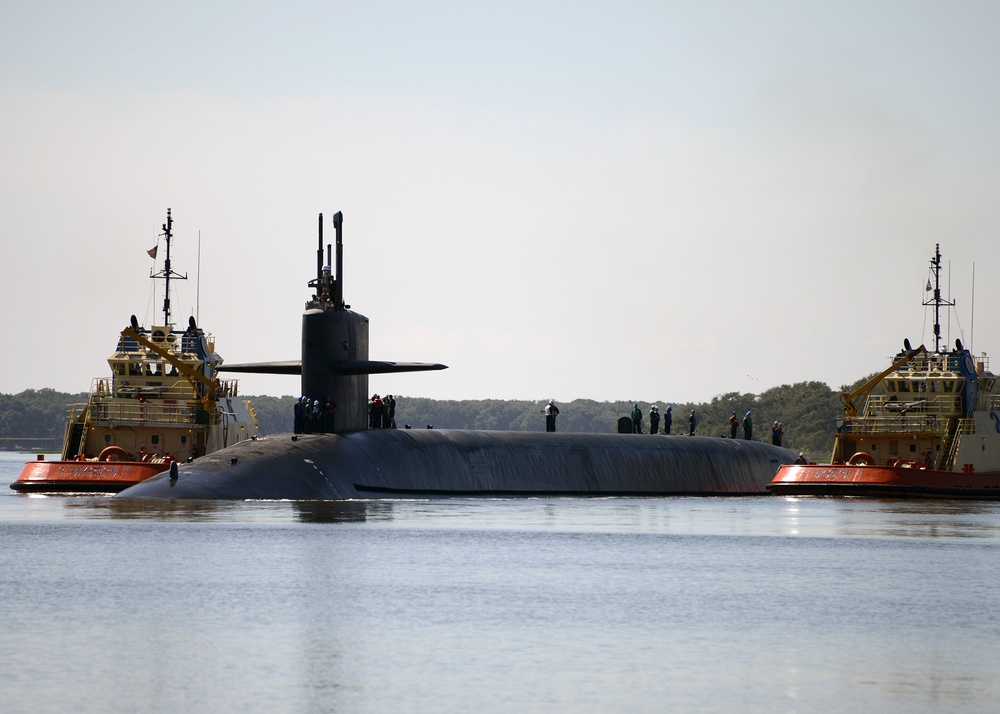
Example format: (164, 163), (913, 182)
(316, 213), (324, 288)
(333, 211), (344, 310)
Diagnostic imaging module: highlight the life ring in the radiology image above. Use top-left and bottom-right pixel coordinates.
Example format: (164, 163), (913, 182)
(847, 451), (875, 466)
(98, 445), (129, 462)
(140, 451), (155, 462)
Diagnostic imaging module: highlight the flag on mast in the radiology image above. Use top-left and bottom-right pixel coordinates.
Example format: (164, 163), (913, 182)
(147, 245), (158, 259)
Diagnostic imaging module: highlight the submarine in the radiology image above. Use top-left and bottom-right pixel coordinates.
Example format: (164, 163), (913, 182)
(118, 211), (795, 499)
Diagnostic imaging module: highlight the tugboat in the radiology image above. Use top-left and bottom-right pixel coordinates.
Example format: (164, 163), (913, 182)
(769, 244), (1000, 499)
(12, 210), (257, 493)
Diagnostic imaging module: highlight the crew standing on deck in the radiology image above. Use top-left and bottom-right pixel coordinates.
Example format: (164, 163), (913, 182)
(689, 409), (697, 435)
(742, 411), (753, 440)
(631, 404), (643, 433)
(649, 405), (660, 434)
(663, 406), (672, 434)
(729, 411), (739, 439)
(543, 399), (560, 432)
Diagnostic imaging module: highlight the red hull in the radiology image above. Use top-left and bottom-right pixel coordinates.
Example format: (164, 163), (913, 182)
(11, 459), (170, 493)
(768, 464), (1000, 499)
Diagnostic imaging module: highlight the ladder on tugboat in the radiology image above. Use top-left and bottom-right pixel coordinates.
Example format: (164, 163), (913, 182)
(938, 419), (970, 471)
(64, 422), (86, 459)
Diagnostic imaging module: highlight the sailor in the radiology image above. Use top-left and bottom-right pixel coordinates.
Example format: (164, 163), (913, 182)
(323, 395), (337, 432)
(689, 409), (697, 436)
(312, 399), (326, 434)
(543, 399), (560, 432)
(794, 453), (808, 464)
(385, 395), (396, 429)
(293, 396), (305, 434)
(648, 405), (660, 434)
(742, 411), (753, 440)
(305, 397), (319, 434)
(631, 404), (643, 433)
(370, 394), (384, 429)
(729, 411), (739, 439)
(663, 406), (672, 434)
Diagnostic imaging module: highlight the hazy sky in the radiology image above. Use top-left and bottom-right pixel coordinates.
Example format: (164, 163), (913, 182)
(3, 1), (999, 403)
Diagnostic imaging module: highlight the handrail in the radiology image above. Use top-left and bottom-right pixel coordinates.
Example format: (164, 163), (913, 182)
(840, 414), (951, 437)
(89, 400), (203, 426)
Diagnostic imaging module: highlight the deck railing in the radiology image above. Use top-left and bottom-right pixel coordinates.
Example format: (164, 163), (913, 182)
(841, 414), (951, 437)
(88, 377), (243, 402)
(89, 399), (201, 426)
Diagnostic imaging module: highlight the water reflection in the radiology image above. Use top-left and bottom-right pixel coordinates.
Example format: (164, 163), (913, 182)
(61, 497), (400, 524)
(777, 496), (1000, 540)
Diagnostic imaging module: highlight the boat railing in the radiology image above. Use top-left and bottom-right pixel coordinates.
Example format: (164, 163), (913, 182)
(90, 376), (242, 400)
(88, 399), (201, 426)
(865, 393), (962, 418)
(842, 413), (951, 436)
(66, 402), (88, 423)
(218, 378), (241, 398)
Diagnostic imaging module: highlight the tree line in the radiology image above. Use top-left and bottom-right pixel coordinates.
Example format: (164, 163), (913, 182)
(0, 378), (873, 459)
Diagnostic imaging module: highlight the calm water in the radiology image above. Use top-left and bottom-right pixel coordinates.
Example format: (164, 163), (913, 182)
(1, 452), (998, 713)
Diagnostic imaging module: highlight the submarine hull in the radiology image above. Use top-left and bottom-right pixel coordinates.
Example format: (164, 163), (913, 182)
(116, 430), (796, 499)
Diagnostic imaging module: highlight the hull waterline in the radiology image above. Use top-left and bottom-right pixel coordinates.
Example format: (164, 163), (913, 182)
(768, 463), (1000, 499)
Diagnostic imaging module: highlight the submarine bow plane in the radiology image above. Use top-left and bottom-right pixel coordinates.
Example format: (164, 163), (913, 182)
(118, 211), (795, 500)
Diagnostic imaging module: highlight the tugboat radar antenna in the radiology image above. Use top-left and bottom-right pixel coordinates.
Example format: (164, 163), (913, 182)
(151, 208), (188, 325)
(922, 243), (955, 353)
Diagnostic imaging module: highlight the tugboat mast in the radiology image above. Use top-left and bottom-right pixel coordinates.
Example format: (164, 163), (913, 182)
(922, 243), (955, 353)
(151, 208), (188, 325)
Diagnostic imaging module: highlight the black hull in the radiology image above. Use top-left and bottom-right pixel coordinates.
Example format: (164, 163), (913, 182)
(116, 430), (795, 500)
